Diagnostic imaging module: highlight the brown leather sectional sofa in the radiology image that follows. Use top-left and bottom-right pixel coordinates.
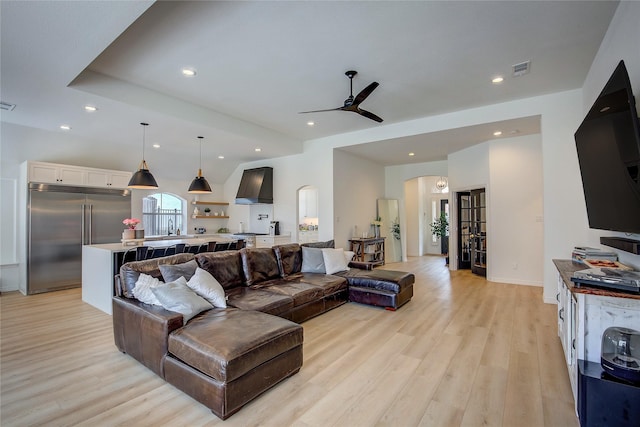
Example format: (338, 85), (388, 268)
(113, 242), (414, 419)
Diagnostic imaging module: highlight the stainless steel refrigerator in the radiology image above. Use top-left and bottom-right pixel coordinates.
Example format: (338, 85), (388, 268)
(27, 183), (131, 294)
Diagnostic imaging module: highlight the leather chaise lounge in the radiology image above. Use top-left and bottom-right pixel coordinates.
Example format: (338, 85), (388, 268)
(113, 242), (414, 419)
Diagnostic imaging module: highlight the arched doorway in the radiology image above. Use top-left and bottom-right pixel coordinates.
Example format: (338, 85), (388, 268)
(403, 175), (449, 258)
(297, 185), (319, 244)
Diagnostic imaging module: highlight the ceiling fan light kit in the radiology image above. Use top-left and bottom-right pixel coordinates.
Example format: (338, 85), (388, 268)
(299, 70), (383, 123)
(128, 122), (159, 189)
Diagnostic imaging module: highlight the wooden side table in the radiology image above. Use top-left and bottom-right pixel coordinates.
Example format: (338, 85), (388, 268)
(348, 237), (385, 267)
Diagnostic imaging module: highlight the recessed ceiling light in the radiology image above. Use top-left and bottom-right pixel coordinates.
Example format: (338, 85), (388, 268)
(60, 124), (71, 130)
(255, 147), (262, 152)
(307, 121), (315, 126)
(408, 152), (415, 156)
(181, 68), (196, 77)
(493, 131), (502, 136)
(218, 155), (225, 159)
(84, 105), (97, 112)
(152, 144), (160, 148)
(492, 76), (504, 84)
(509, 129), (520, 135)
(600, 106), (611, 113)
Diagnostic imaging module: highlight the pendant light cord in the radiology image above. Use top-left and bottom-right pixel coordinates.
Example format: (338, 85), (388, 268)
(141, 122), (149, 163)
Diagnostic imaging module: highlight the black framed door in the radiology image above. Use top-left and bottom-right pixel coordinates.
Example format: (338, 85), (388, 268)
(440, 199), (449, 255)
(470, 188), (487, 276)
(457, 192), (471, 269)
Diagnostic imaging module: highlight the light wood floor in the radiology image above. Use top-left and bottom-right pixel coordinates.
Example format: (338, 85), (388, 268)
(1, 256), (578, 427)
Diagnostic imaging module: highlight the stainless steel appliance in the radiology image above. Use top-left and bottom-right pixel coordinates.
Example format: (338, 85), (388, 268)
(269, 221), (280, 235)
(27, 183), (131, 294)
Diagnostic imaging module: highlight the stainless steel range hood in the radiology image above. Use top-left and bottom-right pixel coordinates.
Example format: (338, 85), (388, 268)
(235, 167), (273, 204)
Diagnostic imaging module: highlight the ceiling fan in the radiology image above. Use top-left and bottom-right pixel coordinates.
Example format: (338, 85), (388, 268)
(300, 70), (383, 123)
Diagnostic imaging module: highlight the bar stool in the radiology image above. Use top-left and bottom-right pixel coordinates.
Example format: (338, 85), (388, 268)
(136, 246), (150, 261)
(165, 243), (186, 256)
(214, 242), (231, 252)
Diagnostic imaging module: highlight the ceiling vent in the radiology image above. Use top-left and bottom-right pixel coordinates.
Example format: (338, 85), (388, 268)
(0, 101), (16, 111)
(512, 60), (531, 77)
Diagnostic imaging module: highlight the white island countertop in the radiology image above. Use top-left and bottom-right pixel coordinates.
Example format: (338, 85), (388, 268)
(85, 235), (239, 253)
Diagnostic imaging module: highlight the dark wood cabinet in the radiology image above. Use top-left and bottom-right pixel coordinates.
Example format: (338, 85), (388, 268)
(349, 237), (385, 267)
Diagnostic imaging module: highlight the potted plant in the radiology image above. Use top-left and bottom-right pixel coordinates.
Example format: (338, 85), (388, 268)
(204, 207), (211, 216)
(430, 212), (449, 263)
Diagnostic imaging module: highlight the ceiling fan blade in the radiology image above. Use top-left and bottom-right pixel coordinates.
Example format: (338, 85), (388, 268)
(358, 108), (384, 123)
(352, 82), (379, 106)
(298, 107), (341, 114)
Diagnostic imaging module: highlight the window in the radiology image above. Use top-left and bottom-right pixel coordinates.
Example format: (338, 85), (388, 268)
(142, 193), (185, 236)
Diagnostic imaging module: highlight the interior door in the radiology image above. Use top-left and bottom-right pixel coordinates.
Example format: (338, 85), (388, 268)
(470, 188), (487, 276)
(457, 192), (472, 269)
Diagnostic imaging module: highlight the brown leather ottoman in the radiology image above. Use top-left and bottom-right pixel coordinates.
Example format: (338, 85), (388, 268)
(163, 308), (303, 419)
(337, 268), (414, 310)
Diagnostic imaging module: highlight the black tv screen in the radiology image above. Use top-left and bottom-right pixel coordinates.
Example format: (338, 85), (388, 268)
(574, 60), (640, 234)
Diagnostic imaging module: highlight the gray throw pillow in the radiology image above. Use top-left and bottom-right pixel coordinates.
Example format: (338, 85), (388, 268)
(159, 259), (198, 282)
(301, 246), (326, 273)
(151, 276), (213, 324)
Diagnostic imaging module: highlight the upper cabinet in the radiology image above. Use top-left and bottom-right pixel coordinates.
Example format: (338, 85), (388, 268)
(27, 161), (132, 189)
(86, 170), (132, 188)
(29, 162), (86, 186)
(299, 188), (318, 218)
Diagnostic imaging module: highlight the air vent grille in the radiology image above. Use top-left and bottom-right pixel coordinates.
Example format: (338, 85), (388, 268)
(512, 61), (531, 77)
(0, 101), (16, 111)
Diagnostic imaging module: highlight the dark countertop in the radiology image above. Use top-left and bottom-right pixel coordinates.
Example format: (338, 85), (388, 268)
(553, 259), (640, 300)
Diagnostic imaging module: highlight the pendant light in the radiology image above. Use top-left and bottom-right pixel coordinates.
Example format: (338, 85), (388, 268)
(435, 176), (448, 191)
(188, 136), (212, 193)
(128, 122), (158, 189)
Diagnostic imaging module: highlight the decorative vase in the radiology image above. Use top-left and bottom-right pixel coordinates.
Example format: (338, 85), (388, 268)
(123, 229), (135, 240)
(135, 229), (145, 239)
(375, 225), (380, 238)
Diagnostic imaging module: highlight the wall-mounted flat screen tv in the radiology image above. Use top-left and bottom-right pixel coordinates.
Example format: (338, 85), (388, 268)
(574, 60), (640, 234)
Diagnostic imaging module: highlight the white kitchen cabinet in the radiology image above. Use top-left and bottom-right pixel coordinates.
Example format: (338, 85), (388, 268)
(298, 230), (318, 244)
(27, 161), (131, 189)
(86, 170), (132, 188)
(255, 235), (291, 248)
(299, 188), (318, 218)
(29, 162), (86, 185)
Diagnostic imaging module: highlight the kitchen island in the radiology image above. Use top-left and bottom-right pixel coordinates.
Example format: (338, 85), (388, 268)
(82, 235), (238, 314)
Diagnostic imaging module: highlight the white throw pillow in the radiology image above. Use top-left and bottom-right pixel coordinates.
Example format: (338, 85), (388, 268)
(151, 277), (213, 324)
(322, 248), (350, 274)
(132, 273), (163, 306)
(344, 250), (355, 263)
(187, 267), (227, 308)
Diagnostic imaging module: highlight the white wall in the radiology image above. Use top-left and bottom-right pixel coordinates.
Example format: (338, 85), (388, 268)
(404, 178), (419, 256)
(489, 134), (544, 286)
(333, 149), (385, 249)
(577, 1), (640, 269)
(222, 140), (335, 243)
